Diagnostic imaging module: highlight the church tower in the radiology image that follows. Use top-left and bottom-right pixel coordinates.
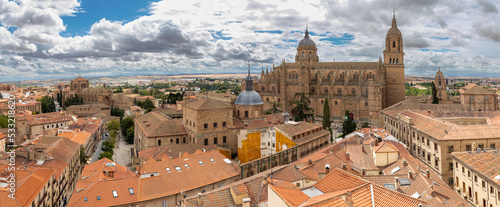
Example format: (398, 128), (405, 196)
(435, 69), (448, 100)
(383, 10), (405, 107)
(295, 27), (319, 63)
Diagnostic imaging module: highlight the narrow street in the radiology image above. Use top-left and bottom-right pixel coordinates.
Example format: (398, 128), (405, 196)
(90, 135), (106, 163)
(113, 131), (134, 169)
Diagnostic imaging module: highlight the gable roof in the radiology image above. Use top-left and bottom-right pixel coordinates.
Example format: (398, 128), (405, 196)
(184, 98), (232, 110)
(462, 85), (494, 95)
(135, 112), (187, 137)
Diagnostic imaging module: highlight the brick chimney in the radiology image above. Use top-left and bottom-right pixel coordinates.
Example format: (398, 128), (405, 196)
(362, 145), (365, 153)
(346, 153), (350, 161)
(403, 159), (408, 167)
(426, 170), (430, 179)
(344, 191), (353, 207)
(395, 177), (400, 191)
(179, 152), (183, 158)
(362, 168), (366, 175)
(308, 159), (312, 165)
(342, 163), (347, 170)
(374, 139), (379, 146)
(242, 198), (251, 207)
(197, 193), (202, 205)
(408, 171), (413, 180)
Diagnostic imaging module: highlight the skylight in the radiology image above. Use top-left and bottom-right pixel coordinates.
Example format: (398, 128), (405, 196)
(495, 174), (500, 181)
(184, 164), (189, 168)
(384, 183), (395, 190)
(175, 166), (182, 172)
(97, 196), (101, 200)
(199, 161), (204, 165)
(210, 158), (215, 162)
(112, 190), (118, 198)
(411, 192), (421, 198)
(84, 197), (88, 202)
(166, 167), (171, 172)
(223, 158), (232, 164)
(391, 166), (401, 174)
(400, 178), (411, 186)
(129, 188), (134, 195)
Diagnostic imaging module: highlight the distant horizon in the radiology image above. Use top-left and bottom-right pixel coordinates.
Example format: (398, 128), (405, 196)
(2, 71), (499, 84)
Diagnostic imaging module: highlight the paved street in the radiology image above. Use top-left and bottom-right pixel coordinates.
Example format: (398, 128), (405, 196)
(90, 135), (106, 164)
(113, 132), (134, 169)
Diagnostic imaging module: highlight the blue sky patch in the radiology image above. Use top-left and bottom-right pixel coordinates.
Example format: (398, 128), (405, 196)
(61, 0), (154, 37)
(320, 33), (354, 45)
(255, 30), (284, 34)
(210, 30), (232, 40)
(429, 37), (450, 40)
(419, 48), (458, 52)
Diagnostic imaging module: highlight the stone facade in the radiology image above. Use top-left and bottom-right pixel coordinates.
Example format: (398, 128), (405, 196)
(66, 103), (111, 117)
(249, 13), (405, 125)
(435, 69), (449, 101)
(460, 85), (499, 111)
(61, 76), (113, 107)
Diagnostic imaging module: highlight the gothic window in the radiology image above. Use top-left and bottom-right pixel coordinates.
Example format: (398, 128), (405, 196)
(352, 88), (356, 95)
(277, 98), (281, 102)
(302, 52), (305, 58)
(311, 87), (315, 94)
(309, 52), (312, 58)
(324, 88), (328, 94)
(366, 88), (368, 95)
(396, 59), (399, 64)
(289, 73), (291, 79)
(338, 88), (342, 94)
(389, 59), (392, 64)
(365, 101), (368, 106)
(393, 41), (396, 48)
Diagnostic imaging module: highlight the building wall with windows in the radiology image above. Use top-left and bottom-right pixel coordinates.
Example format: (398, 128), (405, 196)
(452, 150), (500, 207)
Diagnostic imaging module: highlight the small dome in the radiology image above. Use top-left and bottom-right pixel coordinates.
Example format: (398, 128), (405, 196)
(235, 90), (263, 105)
(298, 38), (316, 47)
(387, 27), (401, 36)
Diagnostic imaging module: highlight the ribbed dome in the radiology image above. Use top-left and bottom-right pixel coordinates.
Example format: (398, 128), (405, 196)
(235, 90), (263, 105)
(298, 38), (316, 47)
(387, 27), (401, 36)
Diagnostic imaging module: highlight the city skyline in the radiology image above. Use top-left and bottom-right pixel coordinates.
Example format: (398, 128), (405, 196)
(1, 0), (499, 82)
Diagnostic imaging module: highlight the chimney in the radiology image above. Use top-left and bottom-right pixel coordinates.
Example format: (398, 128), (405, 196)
(242, 198), (251, 207)
(344, 191), (353, 207)
(426, 170), (430, 179)
(362, 145), (365, 153)
(403, 159), (408, 167)
(395, 177), (400, 191)
(197, 193), (202, 205)
(329, 148), (333, 155)
(375, 139), (379, 146)
(179, 152), (183, 158)
(308, 159), (312, 165)
(346, 153), (350, 161)
(362, 168), (366, 175)
(342, 164), (347, 170)
(325, 164), (330, 174)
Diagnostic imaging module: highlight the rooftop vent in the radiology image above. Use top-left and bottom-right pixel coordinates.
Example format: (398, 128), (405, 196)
(391, 166), (400, 174)
(199, 161), (204, 165)
(184, 164), (189, 168)
(494, 174), (500, 181)
(175, 166), (182, 172)
(411, 192), (421, 198)
(210, 158), (215, 162)
(223, 158), (232, 164)
(166, 167), (171, 172)
(383, 183), (395, 190)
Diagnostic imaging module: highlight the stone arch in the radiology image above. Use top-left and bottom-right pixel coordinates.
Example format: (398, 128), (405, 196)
(103, 96), (111, 106)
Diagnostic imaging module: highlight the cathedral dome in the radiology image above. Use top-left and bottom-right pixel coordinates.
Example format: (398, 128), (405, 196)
(235, 90), (263, 105)
(236, 67), (264, 106)
(298, 27), (316, 48)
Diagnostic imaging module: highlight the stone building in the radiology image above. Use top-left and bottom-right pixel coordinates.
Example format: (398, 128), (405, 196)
(60, 76), (112, 107)
(452, 150), (500, 207)
(381, 109), (500, 187)
(435, 69), (449, 101)
(249, 12), (405, 124)
(66, 103), (111, 117)
(460, 84), (499, 111)
(134, 111), (189, 152)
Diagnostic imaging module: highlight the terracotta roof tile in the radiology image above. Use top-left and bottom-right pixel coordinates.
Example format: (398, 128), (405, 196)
(135, 112), (187, 137)
(313, 168), (366, 193)
(184, 98), (233, 110)
(452, 149), (500, 186)
(269, 185), (310, 207)
(138, 144), (219, 161)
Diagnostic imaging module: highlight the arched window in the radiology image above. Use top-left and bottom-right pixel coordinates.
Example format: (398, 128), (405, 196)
(335, 100), (338, 105)
(272, 86), (276, 92)
(390, 59), (392, 64)
(396, 59), (399, 64)
(302, 52), (305, 58)
(365, 101), (368, 106)
(266, 97), (269, 102)
(438, 81), (441, 86)
(277, 98), (281, 103)
(338, 88), (342, 94)
(289, 73), (291, 79)
(393, 41), (396, 48)
(309, 52), (312, 58)
(352, 88), (356, 95)
(324, 88), (328, 94)
(261, 86), (265, 91)
(369, 72), (372, 79)
(311, 87), (315, 94)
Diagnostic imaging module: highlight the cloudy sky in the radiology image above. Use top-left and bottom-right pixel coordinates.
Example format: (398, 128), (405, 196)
(0, 0), (499, 82)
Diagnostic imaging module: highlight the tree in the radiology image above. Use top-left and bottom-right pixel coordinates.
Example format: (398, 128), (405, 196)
(120, 117), (134, 137)
(360, 122), (370, 128)
(322, 98), (333, 142)
(125, 127), (134, 144)
(290, 92), (314, 122)
(101, 140), (115, 153)
(264, 102), (282, 114)
(98, 151), (113, 160)
(341, 110), (357, 138)
(80, 147), (89, 165)
(431, 82), (439, 104)
(0, 115), (8, 128)
(107, 119), (120, 131)
(39, 95), (56, 113)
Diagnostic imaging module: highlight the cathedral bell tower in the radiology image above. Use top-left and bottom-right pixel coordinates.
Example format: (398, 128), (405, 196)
(295, 26), (319, 63)
(383, 10), (405, 107)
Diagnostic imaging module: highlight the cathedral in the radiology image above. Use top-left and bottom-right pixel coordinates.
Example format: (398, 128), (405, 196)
(60, 76), (113, 106)
(249, 12), (405, 124)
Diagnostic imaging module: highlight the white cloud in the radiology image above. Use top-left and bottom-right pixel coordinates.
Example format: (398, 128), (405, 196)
(0, 0), (500, 81)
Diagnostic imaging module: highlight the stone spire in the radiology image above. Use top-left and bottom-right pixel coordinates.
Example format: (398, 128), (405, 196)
(245, 61), (253, 91)
(392, 7), (397, 28)
(305, 25), (310, 39)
